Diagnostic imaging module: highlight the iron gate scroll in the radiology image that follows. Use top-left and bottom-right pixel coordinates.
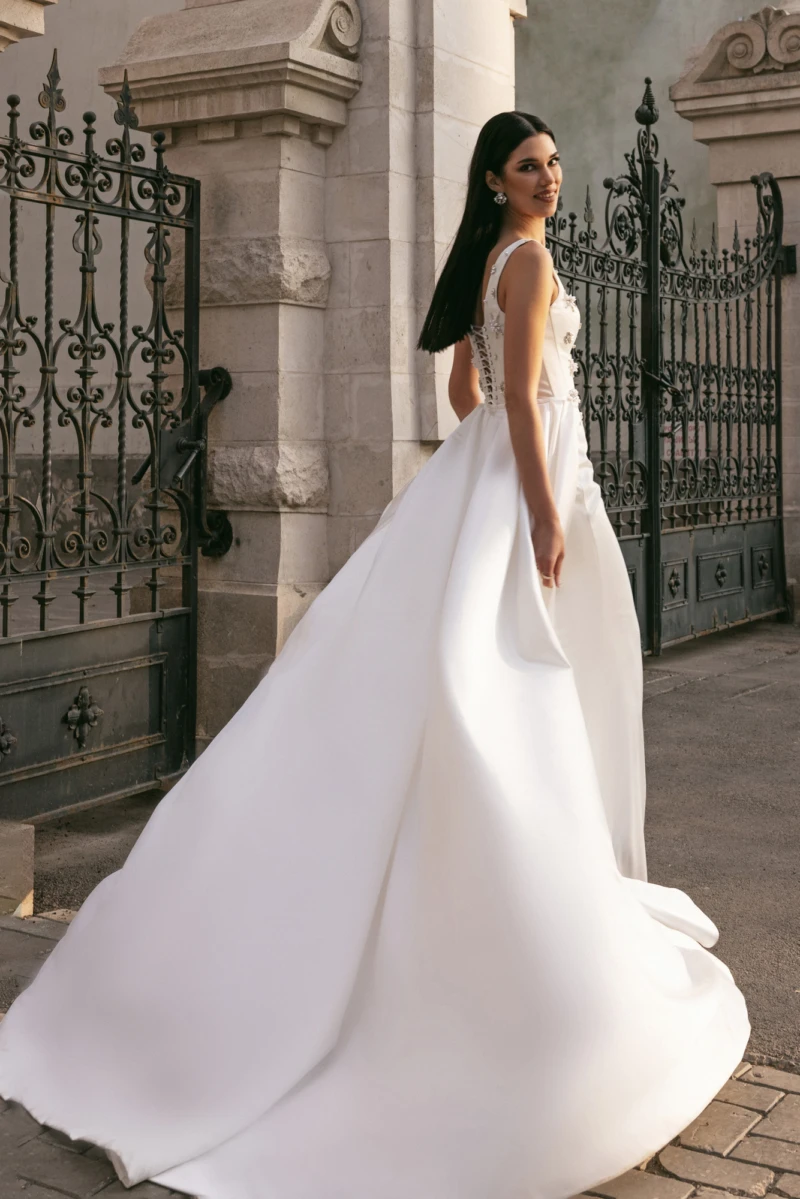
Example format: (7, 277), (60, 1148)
(0, 53), (231, 819)
(546, 79), (786, 654)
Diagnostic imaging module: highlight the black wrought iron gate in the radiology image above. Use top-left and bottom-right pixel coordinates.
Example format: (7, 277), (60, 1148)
(0, 54), (230, 820)
(547, 79), (787, 654)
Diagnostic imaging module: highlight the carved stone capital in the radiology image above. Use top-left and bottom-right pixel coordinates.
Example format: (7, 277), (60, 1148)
(686, 6), (800, 81)
(0, 0), (57, 52)
(99, 0), (362, 140)
(671, 4), (800, 125)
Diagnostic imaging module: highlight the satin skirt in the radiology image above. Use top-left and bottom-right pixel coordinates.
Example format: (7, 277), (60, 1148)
(0, 398), (749, 1199)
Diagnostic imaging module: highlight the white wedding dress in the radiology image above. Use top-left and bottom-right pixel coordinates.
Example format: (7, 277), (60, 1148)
(0, 238), (749, 1199)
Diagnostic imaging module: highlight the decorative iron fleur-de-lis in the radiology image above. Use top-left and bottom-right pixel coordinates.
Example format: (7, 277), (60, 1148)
(715, 562), (728, 588)
(64, 686), (103, 748)
(114, 70), (139, 132)
(757, 552), (770, 578)
(0, 715), (17, 759)
(39, 49), (66, 118)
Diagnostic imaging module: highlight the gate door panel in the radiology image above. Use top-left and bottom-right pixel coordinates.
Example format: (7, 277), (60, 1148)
(546, 78), (786, 653)
(0, 54), (229, 818)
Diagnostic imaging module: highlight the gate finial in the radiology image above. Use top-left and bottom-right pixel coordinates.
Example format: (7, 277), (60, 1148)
(635, 77), (659, 127)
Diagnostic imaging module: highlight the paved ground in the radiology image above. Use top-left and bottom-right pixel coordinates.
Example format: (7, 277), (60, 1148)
(642, 619), (800, 1067)
(0, 616), (798, 1196)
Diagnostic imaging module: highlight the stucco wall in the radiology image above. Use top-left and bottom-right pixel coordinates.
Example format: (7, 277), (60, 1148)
(515, 0), (763, 237)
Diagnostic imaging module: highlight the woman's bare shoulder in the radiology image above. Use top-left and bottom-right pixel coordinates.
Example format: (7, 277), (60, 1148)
(501, 240), (554, 305)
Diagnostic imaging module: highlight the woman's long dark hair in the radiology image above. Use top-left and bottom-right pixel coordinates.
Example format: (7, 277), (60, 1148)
(416, 111), (555, 355)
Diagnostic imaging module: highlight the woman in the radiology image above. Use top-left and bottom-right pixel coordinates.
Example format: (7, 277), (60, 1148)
(0, 112), (748, 1199)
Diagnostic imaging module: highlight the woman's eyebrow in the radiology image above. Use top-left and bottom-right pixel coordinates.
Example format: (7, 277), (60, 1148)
(516, 153), (558, 165)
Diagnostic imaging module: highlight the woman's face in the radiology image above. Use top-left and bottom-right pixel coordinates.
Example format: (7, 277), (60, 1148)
(488, 132), (561, 218)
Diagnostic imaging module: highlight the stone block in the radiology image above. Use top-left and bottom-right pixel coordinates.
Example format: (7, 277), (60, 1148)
(275, 513), (329, 585)
(389, 170), (416, 243)
(747, 1067), (800, 1095)
(347, 37), (390, 113)
(350, 240), (392, 308)
(754, 1095), (800, 1144)
(328, 441), (392, 516)
(385, 39), (416, 113)
(166, 235), (330, 309)
(416, 110), (477, 186)
(678, 1100), (762, 1154)
(198, 305), (278, 375)
(277, 169), (325, 241)
(208, 443), (329, 511)
(327, 514), (378, 575)
(732, 1136), (800, 1172)
(0, 822), (34, 917)
(391, 372), (422, 442)
(326, 242), (351, 309)
(208, 372), (279, 444)
(197, 587), (278, 660)
(196, 649), (273, 742)
(0, 0), (55, 50)
(393, 438), (435, 493)
(347, 106), (390, 175)
(278, 304), (324, 375)
(202, 167), (280, 237)
(776, 1173), (800, 1198)
(325, 174), (390, 242)
(718, 1079), (785, 1113)
(388, 106), (416, 179)
(351, 373), (393, 440)
(276, 581), (322, 649)
(586, 1169), (694, 1199)
(418, 0), (514, 74)
(659, 1145), (773, 1195)
(416, 45), (514, 124)
(325, 308), (391, 373)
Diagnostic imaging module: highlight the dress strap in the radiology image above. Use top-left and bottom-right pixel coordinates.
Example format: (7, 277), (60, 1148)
(483, 238), (532, 305)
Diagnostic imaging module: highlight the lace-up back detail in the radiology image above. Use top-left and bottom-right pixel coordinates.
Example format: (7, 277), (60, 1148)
(467, 238), (582, 413)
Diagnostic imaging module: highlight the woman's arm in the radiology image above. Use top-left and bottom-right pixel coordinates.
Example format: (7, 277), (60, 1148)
(502, 241), (565, 586)
(448, 337), (483, 421)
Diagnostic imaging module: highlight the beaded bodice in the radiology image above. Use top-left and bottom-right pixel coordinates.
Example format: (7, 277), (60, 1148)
(467, 238), (582, 412)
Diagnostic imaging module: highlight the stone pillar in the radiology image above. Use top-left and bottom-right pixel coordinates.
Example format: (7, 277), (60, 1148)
(0, 0), (56, 52)
(101, 0), (526, 740)
(101, 0), (362, 740)
(325, 0), (526, 571)
(671, 5), (800, 615)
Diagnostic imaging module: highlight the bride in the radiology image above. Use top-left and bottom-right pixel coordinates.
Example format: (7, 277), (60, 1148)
(0, 111), (748, 1199)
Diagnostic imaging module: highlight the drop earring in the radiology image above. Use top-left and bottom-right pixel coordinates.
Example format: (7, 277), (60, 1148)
(494, 191), (507, 206)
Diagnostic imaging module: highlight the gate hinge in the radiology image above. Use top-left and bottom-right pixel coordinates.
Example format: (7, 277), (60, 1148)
(197, 367), (234, 558)
(781, 244), (797, 275)
(131, 366), (234, 558)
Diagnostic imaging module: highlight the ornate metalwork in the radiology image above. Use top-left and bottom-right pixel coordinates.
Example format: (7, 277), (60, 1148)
(64, 685), (103, 747)
(0, 50), (229, 643)
(547, 77), (785, 652)
(0, 715), (16, 758)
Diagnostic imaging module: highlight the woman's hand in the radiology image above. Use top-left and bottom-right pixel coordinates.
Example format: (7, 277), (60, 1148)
(532, 513), (565, 588)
